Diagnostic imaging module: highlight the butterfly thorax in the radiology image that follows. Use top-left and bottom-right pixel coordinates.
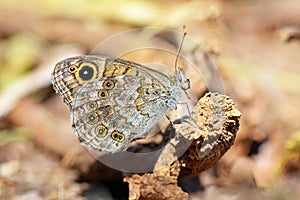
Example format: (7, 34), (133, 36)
(163, 68), (190, 110)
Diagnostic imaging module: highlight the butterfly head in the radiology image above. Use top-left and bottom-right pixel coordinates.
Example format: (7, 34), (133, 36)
(176, 67), (190, 91)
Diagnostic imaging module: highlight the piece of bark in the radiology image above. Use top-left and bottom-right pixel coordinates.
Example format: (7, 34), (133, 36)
(176, 92), (241, 178)
(124, 92), (241, 199)
(124, 161), (188, 200)
(153, 92), (241, 178)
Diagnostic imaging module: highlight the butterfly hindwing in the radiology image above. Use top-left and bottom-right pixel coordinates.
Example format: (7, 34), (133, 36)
(71, 74), (170, 152)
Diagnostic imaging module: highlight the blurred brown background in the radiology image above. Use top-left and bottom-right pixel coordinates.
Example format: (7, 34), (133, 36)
(0, 0), (300, 199)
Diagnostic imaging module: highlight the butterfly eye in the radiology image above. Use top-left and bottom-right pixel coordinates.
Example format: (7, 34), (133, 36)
(98, 90), (109, 99)
(111, 131), (125, 142)
(103, 80), (115, 90)
(95, 124), (108, 137)
(68, 65), (77, 73)
(182, 79), (190, 90)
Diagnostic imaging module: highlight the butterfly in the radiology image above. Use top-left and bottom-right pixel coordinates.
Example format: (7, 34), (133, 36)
(51, 34), (191, 153)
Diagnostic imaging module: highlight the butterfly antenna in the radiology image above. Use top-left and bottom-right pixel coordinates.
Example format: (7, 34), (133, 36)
(175, 25), (187, 73)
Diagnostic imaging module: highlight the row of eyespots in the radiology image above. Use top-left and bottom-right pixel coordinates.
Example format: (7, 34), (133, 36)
(86, 114), (125, 142)
(94, 123), (125, 142)
(67, 61), (125, 143)
(67, 60), (116, 101)
(67, 61), (116, 88)
(98, 79), (116, 99)
(85, 79), (117, 111)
